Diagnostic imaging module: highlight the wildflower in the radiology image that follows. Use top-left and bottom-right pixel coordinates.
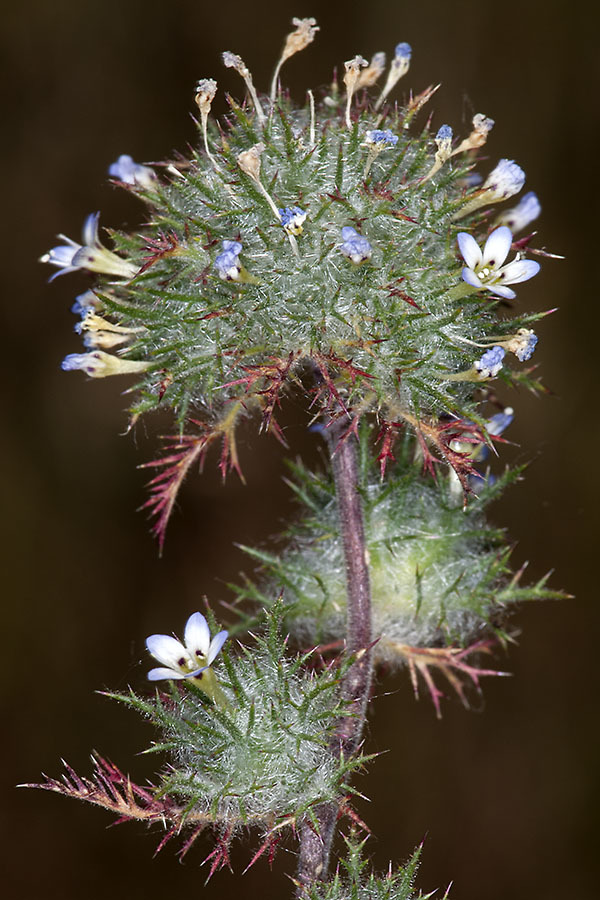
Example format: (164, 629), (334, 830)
(458, 225), (540, 299)
(279, 206), (307, 235)
(71, 290), (99, 317)
(436, 124), (453, 152)
(483, 159), (526, 202)
(61, 350), (150, 377)
(487, 406), (514, 437)
(503, 327), (538, 361)
(375, 42), (412, 110)
(108, 154), (156, 189)
(146, 611), (228, 681)
(41, 212), (138, 281)
(475, 346), (505, 378)
(340, 226), (372, 264)
(455, 159), (526, 218)
(75, 313), (144, 350)
(365, 129), (398, 147)
(214, 240), (243, 281)
(423, 125), (453, 181)
(496, 191), (541, 233)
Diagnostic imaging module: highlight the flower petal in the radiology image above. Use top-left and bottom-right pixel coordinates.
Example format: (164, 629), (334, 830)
(499, 258), (540, 285)
(184, 612), (211, 658)
(83, 211), (100, 247)
(457, 233), (482, 269)
(482, 226), (512, 269)
(489, 284), (516, 300)
(147, 667), (185, 681)
(145, 633), (188, 669)
(207, 630), (229, 665)
(461, 267), (483, 288)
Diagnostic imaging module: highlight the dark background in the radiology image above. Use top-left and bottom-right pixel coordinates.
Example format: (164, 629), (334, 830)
(3, 1), (598, 898)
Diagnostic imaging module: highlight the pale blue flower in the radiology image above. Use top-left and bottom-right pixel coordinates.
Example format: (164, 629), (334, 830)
(108, 154), (156, 189)
(487, 407), (514, 435)
(475, 345), (505, 377)
(61, 350), (149, 378)
(513, 330), (538, 361)
(365, 129), (398, 146)
(279, 206), (307, 235)
(436, 125), (453, 143)
(340, 226), (372, 264)
(482, 159), (526, 202)
(458, 226), (540, 299)
(394, 42), (412, 61)
(498, 191), (541, 233)
(146, 612), (228, 681)
(41, 212), (138, 281)
(41, 213), (100, 281)
(214, 240), (243, 281)
(71, 290), (98, 317)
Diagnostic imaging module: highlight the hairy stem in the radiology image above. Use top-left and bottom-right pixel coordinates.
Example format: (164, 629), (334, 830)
(296, 418), (373, 893)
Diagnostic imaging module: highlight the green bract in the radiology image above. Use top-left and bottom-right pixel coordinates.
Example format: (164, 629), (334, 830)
(233, 436), (561, 667)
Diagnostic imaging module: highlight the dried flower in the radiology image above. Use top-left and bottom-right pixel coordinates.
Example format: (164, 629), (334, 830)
(452, 113), (495, 155)
(356, 52), (387, 89)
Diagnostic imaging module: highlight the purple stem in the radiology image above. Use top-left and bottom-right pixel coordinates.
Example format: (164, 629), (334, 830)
(296, 418), (373, 893)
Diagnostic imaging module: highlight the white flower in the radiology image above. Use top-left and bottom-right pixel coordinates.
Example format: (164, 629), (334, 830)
(40, 212), (138, 281)
(496, 191), (541, 233)
(146, 612), (228, 681)
(108, 154), (156, 189)
(457, 225), (540, 300)
(482, 159), (525, 202)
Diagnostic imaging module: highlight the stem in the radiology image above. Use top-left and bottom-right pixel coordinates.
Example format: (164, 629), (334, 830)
(296, 418), (373, 894)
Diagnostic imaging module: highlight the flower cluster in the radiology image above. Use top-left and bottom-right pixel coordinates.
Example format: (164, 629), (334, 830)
(39, 18), (550, 526)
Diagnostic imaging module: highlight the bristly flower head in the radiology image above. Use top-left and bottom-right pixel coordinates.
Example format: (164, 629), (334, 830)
(146, 611), (228, 681)
(458, 226), (540, 299)
(41, 20), (554, 541)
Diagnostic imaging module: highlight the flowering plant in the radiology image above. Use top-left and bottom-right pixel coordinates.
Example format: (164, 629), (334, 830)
(27, 18), (563, 898)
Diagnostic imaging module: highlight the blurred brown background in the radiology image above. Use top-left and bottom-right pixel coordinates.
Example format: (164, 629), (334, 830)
(2, 1), (598, 898)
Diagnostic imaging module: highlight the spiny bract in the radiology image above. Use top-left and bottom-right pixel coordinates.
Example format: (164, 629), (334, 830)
(232, 429), (562, 670)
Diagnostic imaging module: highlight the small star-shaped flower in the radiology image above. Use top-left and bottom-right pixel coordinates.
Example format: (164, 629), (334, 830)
(457, 226), (540, 300)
